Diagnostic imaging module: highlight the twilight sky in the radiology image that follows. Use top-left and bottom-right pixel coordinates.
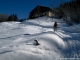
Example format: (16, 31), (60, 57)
(0, 0), (70, 19)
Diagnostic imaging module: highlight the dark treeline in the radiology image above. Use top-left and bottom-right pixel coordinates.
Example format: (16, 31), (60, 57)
(58, 0), (80, 25)
(0, 14), (18, 22)
(0, 14), (26, 22)
(7, 14), (18, 21)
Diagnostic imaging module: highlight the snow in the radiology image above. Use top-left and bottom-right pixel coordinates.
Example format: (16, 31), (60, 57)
(0, 17), (80, 60)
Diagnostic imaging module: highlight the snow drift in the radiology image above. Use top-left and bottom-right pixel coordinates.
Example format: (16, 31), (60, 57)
(0, 17), (80, 60)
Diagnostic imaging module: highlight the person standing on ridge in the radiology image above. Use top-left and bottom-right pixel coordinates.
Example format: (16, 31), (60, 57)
(53, 22), (58, 32)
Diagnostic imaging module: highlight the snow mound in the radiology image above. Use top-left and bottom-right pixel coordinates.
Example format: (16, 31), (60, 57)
(0, 17), (80, 60)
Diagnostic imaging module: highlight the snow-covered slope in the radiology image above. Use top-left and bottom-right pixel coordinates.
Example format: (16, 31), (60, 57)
(0, 17), (80, 60)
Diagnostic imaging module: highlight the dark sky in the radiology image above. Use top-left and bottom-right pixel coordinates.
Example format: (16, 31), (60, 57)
(0, 0), (70, 19)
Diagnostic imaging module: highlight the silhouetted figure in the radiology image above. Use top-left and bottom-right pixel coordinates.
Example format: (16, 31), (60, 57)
(34, 39), (39, 46)
(53, 22), (58, 32)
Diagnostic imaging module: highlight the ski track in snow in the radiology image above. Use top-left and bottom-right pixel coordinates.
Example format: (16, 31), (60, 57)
(0, 17), (80, 60)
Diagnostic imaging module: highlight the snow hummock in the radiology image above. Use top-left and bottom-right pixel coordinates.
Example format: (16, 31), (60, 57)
(0, 17), (80, 60)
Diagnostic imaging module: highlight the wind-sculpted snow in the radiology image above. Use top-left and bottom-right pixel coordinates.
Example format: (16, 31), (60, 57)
(0, 17), (80, 60)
